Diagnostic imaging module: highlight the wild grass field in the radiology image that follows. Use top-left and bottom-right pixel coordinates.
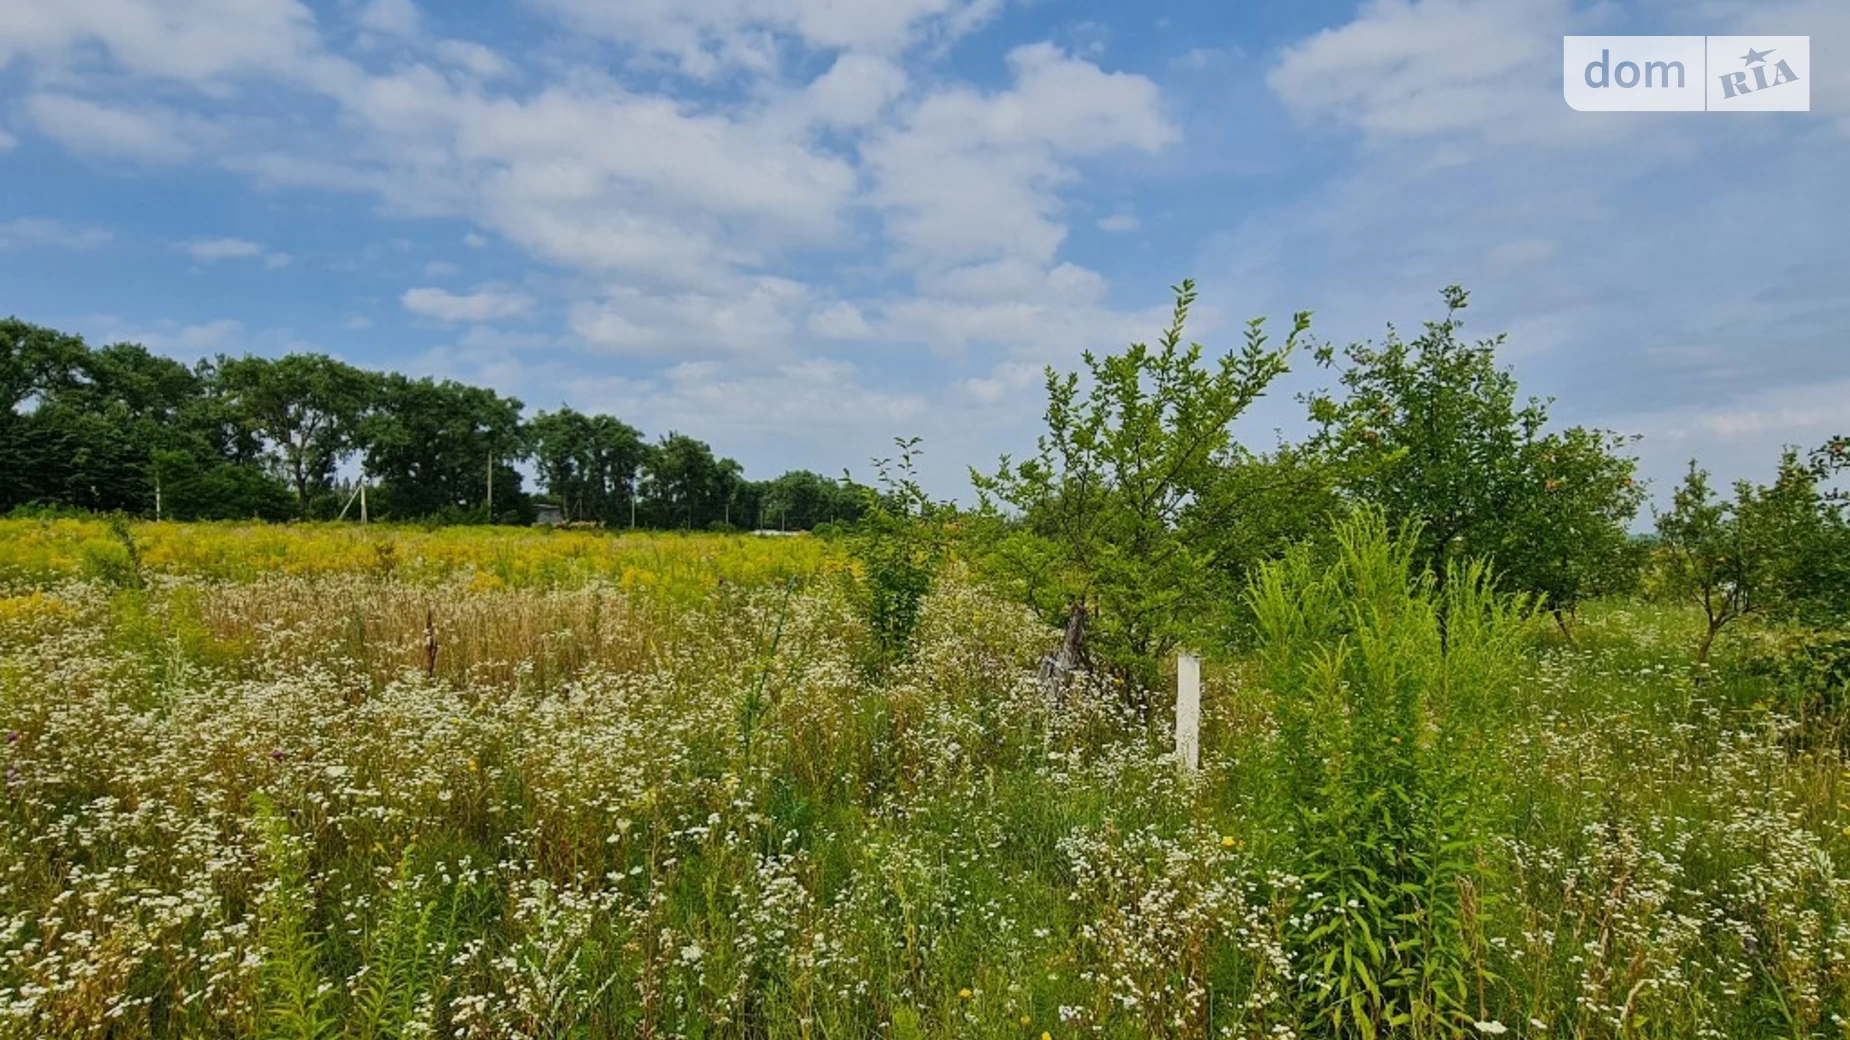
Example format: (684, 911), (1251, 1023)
(2, 516), (1848, 1039)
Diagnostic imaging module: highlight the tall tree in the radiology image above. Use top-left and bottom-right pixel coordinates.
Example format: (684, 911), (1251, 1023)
(360, 375), (527, 521)
(218, 354), (374, 516)
(529, 408), (646, 525)
(641, 433), (740, 529)
(0, 319), (86, 511)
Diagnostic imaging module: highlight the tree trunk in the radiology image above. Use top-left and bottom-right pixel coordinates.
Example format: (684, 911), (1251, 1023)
(1038, 603), (1088, 709)
(1695, 620), (1721, 674)
(1552, 607), (1575, 642)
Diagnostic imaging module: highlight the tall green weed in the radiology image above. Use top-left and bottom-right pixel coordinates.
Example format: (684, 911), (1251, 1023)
(1247, 510), (1532, 1037)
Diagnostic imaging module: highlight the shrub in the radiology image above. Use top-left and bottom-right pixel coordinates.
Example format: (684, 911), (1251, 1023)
(845, 438), (949, 669)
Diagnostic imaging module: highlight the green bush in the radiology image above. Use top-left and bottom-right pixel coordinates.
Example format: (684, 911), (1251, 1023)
(846, 438), (949, 669)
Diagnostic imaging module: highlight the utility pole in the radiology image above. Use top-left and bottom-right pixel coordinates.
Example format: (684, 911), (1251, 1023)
(360, 480), (368, 524)
(485, 450), (494, 520)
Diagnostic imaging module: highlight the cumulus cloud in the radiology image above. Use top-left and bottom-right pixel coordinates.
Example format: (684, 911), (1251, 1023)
(866, 43), (1176, 272)
(801, 52), (909, 128)
(401, 287), (534, 322)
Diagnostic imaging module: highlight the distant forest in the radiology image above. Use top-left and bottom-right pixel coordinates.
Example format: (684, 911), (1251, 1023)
(0, 318), (863, 530)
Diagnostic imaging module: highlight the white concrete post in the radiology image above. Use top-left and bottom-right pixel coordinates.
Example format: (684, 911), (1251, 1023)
(1175, 652), (1201, 772)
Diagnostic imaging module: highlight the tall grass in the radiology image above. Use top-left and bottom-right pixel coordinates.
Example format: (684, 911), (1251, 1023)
(1, 525), (1847, 1037)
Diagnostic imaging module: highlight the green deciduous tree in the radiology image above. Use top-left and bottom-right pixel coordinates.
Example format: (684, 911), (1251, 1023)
(1310, 286), (1644, 625)
(2, 327), (290, 518)
(2, 319), (90, 511)
(528, 407), (647, 526)
(1500, 425), (1648, 628)
(641, 433), (744, 529)
(758, 470), (863, 531)
(1656, 462), (1765, 667)
(1738, 450), (1850, 628)
(360, 375), (527, 523)
(1658, 452), (1850, 666)
(973, 280), (1309, 691)
(219, 353), (375, 516)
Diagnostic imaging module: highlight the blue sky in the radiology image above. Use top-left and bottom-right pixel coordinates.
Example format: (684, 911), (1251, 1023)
(1, 0), (1844, 505)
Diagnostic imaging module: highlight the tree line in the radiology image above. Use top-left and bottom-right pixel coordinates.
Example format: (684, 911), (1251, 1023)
(0, 318), (864, 530)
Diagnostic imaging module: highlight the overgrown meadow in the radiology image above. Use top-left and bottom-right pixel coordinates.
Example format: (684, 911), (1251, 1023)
(3, 517), (1849, 1039)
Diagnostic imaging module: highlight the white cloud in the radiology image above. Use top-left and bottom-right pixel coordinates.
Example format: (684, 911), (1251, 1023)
(424, 260), (461, 277)
(578, 358), (931, 452)
(459, 325), (552, 351)
(531, 0), (1001, 77)
(0, 217), (113, 250)
(1096, 212), (1139, 233)
(432, 39), (510, 80)
(105, 318), (247, 354)
(0, 127), (15, 150)
(462, 232), (487, 248)
(1267, 0), (1587, 147)
(181, 237), (291, 267)
(0, 0), (321, 85)
(401, 286), (534, 321)
(342, 315), (374, 331)
(802, 52), (908, 128)
(876, 280), (1160, 360)
(809, 301), (872, 339)
(358, 0), (420, 38)
(292, 67), (859, 285)
(184, 237), (262, 260)
(25, 93), (200, 161)
(866, 44), (1176, 271)
(569, 277), (809, 357)
(1615, 376), (1850, 500)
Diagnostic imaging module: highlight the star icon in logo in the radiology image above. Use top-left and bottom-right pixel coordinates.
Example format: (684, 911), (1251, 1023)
(1740, 46), (1775, 66)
